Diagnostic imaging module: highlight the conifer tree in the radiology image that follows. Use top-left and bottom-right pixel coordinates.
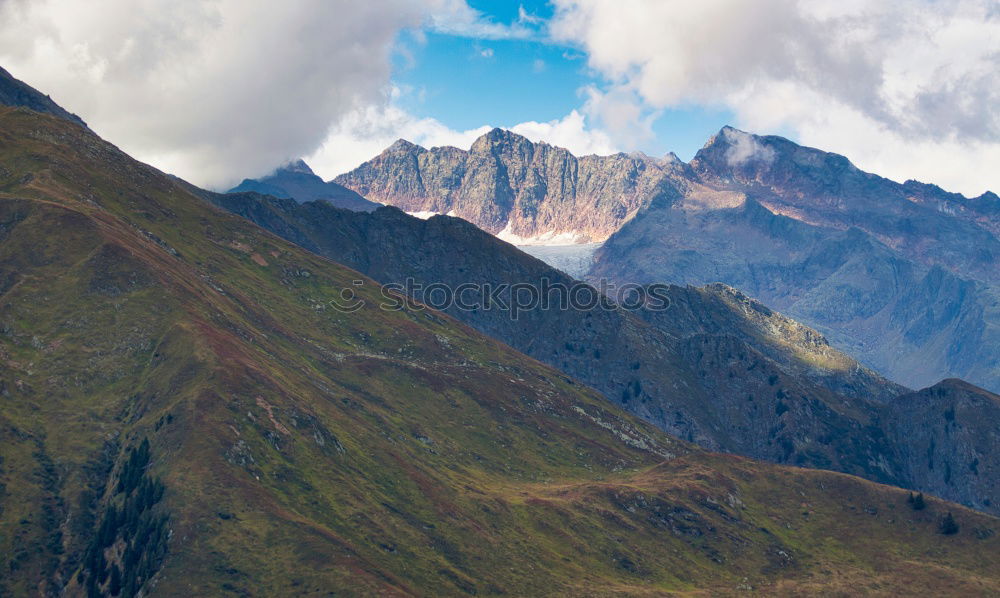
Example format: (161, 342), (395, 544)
(109, 563), (122, 596)
(939, 512), (959, 535)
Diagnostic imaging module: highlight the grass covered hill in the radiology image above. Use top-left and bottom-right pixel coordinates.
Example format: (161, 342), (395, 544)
(0, 104), (999, 596)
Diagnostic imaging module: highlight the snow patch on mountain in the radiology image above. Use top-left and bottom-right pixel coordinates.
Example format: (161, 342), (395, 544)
(496, 222), (588, 245)
(406, 210), (440, 219)
(406, 209), (457, 219)
(517, 243), (601, 278)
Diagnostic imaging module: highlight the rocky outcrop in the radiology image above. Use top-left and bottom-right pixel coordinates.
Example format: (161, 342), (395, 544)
(885, 379), (1000, 514)
(333, 128), (691, 241)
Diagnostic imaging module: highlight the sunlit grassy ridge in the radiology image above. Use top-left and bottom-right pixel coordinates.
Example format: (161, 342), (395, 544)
(0, 105), (997, 596)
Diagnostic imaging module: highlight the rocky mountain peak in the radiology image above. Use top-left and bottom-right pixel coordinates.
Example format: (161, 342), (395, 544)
(470, 127), (534, 154)
(228, 158), (378, 211)
(692, 126), (782, 173)
(385, 138), (425, 154)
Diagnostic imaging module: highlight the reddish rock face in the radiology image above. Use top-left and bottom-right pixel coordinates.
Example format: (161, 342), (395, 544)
(334, 128), (694, 242)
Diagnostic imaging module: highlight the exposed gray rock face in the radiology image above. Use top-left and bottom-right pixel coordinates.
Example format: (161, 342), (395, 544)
(688, 127), (1000, 283)
(229, 159), (378, 212)
(333, 129), (690, 241)
(592, 127), (1000, 392)
(206, 189), (1000, 515)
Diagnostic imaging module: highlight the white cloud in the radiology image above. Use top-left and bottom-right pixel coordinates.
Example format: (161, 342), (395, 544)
(0, 0), (547, 190)
(732, 82), (1000, 195)
(518, 6), (545, 26)
(580, 86), (659, 150)
(721, 127), (775, 167)
(0, 0), (445, 189)
(550, 0), (1000, 196)
(427, 0), (539, 40)
(508, 110), (618, 156)
(305, 101), (493, 179)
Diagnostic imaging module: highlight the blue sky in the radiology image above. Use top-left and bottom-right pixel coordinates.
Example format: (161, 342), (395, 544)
(390, 1), (736, 161)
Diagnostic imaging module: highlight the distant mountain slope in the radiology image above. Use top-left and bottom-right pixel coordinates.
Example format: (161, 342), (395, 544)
(207, 190), (1000, 518)
(333, 129), (694, 242)
(229, 159), (378, 211)
(593, 127), (1000, 392)
(0, 65), (86, 127)
(7, 92), (1000, 595)
(688, 127), (1000, 283)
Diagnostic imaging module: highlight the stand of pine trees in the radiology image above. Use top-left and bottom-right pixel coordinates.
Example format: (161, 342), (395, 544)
(77, 439), (169, 597)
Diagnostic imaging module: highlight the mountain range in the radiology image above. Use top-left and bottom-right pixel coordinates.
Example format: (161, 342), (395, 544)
(3, 68), (1000, 596)
(332, 130), (685, 243)
(335, 127), (1000, 395)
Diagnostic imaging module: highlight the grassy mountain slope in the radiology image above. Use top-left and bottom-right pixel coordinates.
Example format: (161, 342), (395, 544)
(1, 106), (999, 596)
(205, 189), (1000, 520)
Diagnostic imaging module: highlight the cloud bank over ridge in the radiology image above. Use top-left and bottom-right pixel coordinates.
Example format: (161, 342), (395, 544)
(549, 0), (1000, 195)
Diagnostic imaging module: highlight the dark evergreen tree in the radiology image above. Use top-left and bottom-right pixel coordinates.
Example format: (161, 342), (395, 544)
(109, 563), (122, 596)
(939, 512), (959, 535)
(96, 555), (109, 584)
(912, 492), (926, 511)
(86, 576), (101, 598)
